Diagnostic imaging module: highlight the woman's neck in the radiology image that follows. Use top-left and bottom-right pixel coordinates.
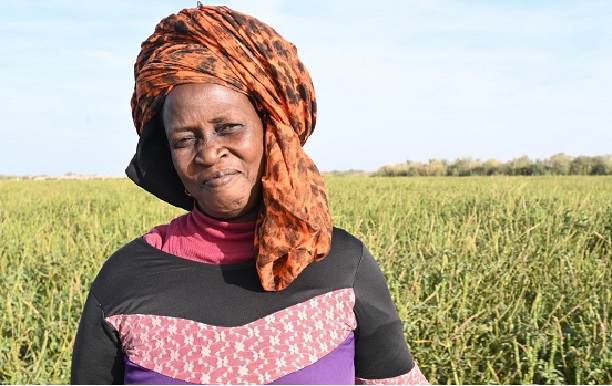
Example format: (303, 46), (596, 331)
(143, 207), (256, 264)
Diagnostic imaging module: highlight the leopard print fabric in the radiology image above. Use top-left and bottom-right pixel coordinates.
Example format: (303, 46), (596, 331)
(131, 5), (332, 291)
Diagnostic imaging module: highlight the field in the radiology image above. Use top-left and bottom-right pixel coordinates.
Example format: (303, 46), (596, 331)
(1, 176), (610, 384)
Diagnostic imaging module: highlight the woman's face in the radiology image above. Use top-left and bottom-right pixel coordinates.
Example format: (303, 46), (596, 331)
(163, 83), (265, 222)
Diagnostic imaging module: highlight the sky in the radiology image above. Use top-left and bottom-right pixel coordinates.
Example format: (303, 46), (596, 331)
(1, 0), (611, 176)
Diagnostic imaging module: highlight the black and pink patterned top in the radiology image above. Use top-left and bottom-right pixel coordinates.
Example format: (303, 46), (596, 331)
(71, 211), (428, 384)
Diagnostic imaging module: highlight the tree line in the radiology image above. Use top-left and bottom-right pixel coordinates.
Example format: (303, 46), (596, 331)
(370, 153), (612, 177)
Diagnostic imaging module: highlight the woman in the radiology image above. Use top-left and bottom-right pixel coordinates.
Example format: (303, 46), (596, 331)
(71, 4), (428, 385)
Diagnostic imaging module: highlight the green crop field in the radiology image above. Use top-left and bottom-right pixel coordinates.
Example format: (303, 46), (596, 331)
(1, 176), (610, 384)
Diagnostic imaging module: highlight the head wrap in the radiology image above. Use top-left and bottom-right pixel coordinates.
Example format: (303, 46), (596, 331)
(126, 5), (332, 291)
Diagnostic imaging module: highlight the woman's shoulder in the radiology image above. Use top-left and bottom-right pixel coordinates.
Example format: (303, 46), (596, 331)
(289, 227), (366, 291)
(89, 238), (165, 291)
(330, 227), (365, 256)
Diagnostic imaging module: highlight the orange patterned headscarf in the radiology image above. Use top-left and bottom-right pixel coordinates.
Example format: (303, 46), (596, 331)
(128, 5), (332, 291)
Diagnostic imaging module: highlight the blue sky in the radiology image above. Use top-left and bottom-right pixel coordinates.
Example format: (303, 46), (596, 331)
(1, 0), (610, 176)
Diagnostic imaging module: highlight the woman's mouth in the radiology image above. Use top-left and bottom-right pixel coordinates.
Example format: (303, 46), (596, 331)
(202, 169), (241, 188)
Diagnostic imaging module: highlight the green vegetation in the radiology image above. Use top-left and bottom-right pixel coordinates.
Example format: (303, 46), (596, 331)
(1, 176), (611, 384)
(373, 153), (612, 176)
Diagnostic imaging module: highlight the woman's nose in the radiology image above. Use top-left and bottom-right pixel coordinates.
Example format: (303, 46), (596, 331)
(195, 138), (226, 165)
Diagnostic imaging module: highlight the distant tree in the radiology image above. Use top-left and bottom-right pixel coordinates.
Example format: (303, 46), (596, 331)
(371, 153), (612, 177)
(447, 163), (459, 177)
(548, 153), (572, 175)
(531, 159), (550, 175)
(451, 157), (478, 176)
(410, 162), (427, 176)
(510, 155), (533, 175)
(406, 167), (420, 177)
(484, 158), (502, 176)
(372, 165), (393, 177)
(374, 163), (410, 176)
(426, 159), (447, 176)
(591, 155), (612, 175)
(570, 156), (594, 175)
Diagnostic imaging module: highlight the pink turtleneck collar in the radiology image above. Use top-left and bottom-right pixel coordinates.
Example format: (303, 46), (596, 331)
(143, 207), (256, 265)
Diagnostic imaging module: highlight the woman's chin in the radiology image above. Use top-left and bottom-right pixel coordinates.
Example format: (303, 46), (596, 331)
(195, 201), (259, 223)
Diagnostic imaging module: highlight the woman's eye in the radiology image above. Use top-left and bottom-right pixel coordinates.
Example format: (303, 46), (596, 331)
(172, 136), (196, 148)
(216, 123), (243, 135)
